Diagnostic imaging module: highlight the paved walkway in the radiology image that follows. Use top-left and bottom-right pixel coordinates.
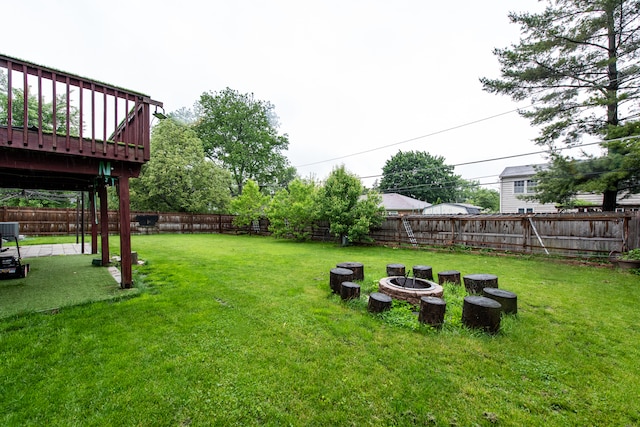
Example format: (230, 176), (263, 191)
(2, 243), (121, 284)
(9, 243), (92, 258)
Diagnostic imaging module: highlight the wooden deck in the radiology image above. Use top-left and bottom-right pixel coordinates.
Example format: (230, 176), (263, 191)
(1, 53), (162, 287)
(1, 54), (158, 169)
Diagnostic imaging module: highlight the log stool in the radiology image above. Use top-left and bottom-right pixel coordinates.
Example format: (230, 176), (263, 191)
(413, 265), (434, 281)
(418, 296), (446, 328)
(463, 274), (498, 294)
(336, 262), (364, 281)
(437, 270), (461, 285)
(368, 292), (392, 313)
(482, 287), (517, 315)
(340, 282), (361, 301)
(462, 296), (502, 334)
(386, 263), (405, 276)
(330, 267), (353, 294)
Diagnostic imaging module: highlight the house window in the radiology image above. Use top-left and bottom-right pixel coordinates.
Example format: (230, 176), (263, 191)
(518, 208), (525, 213)
(514, 180), (525, 194)
(526, 180), (538, 193)
(518, 208), (534, 214)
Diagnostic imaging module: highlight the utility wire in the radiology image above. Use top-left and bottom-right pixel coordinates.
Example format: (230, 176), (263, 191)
(294, 106), (530, 168)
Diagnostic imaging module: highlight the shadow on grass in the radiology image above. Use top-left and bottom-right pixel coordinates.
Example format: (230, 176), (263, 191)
(0, 255), (138, 319)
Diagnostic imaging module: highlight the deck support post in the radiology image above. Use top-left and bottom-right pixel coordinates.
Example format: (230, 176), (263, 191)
(99, 182), (109, 266)
(118, 174), (133, 288)
(90, 190), (98, 254)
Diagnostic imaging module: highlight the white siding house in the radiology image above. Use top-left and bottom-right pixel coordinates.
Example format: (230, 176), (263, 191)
(499, 165), (555, 213)
(499, 164), (640, 213)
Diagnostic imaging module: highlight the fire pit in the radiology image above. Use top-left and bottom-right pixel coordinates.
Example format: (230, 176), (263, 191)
(378, 276), (443, 305)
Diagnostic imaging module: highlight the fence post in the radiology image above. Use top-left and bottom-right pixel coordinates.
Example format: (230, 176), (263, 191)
(522, 217), (530, 253)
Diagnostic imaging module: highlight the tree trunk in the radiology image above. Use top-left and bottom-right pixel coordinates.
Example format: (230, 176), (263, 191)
(340, 282), (361, 301)
(463, 274), (498, 295)
(418, 296), (446, 328)
(462, 296), (502, 334)
(482, 288), (518, 315)
(336, 262), (364, 281)
(329, 267), (354, 293)
(368, 292), (392, 313)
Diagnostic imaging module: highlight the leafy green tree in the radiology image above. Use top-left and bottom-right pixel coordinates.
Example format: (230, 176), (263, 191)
(230, 179), (269, 231)
(0, 70), (79, 135)
(316, 165), (384, 245)
(0, 189), (77, 208)
(481, 0), (640, 211)
(464, 185), (500, 213)
(195, 88), (294, 195)
(266, 178), (318, 241)
(130, 119), (232, 213)
(379, 150), (464, 203)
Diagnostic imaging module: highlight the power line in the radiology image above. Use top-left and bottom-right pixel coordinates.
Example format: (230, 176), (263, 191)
(295, 62), (640, 171)
(294, 106), (530, 168)
(359, 140), (606, 181)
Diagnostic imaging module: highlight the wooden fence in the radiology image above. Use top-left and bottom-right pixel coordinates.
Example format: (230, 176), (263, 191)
(1, 206), (638, 258)
(373, 213), (639, 257)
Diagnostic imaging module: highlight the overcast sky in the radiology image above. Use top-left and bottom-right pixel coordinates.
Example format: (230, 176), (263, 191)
(3, 0), (601, 190)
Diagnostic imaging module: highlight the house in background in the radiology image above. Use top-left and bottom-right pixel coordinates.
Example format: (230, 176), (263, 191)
(499, 164), (640, 213)
(379, 193), (431, 215)
(422, 203), (482, 215)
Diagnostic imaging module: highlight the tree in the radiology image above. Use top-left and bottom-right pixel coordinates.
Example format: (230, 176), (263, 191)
(195, 88), (294, 195)
(529, 121), (640, 208)
(0, 189), (77, 208)
(464, 185), (500, 213)
(230, 179), (269, 232)
(130, 119), (232, 213)
(266, 178), (318, 241)
(378, 150), (464, 203)
(316, 165), (385, 245)
(481, 0), (640, 211)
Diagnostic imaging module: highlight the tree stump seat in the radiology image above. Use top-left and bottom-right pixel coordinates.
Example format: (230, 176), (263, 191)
(336, 262), (364, 281)
(418, 296), (446, 328)
(413, 265), (434, 281)
(368, 292), (393, 313)
(340, 282), (361, 301)
(386, 263), (405, 276)
(330, 267), (354, 294)
(482, 287), (517, 315)
(463, 274), (498, 294)
(437, 270), (461, 285)
(462, 295), (502, 334)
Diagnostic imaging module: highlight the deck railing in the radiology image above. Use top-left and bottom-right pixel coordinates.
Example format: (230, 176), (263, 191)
(0, 54), (161, 163)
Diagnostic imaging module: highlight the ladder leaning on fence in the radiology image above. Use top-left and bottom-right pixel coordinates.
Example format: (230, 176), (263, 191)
(402, 216), (418, 247)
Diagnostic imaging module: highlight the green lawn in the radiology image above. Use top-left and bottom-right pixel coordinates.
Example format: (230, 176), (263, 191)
(0, 255), (137, 318)
(1, 234), (639, 426)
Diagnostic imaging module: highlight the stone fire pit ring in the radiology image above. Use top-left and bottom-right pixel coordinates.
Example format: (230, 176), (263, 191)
(378, 276), (444, 306)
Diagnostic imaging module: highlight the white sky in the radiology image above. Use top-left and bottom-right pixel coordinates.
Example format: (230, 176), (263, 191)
(3, 0), (602, 190)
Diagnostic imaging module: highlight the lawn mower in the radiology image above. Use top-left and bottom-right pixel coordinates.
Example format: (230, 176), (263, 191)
(0, 222), (28, 279)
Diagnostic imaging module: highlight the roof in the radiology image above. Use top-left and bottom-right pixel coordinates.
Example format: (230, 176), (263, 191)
(499, 164), (548, 179)
(380, 193), (431, 211)
(423, 203), (482, 214)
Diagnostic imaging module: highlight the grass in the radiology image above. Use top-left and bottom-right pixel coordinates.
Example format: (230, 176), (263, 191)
(17, 235), (81, 245)
(1, 234), (639, 426)
(0, 255), (136, 318)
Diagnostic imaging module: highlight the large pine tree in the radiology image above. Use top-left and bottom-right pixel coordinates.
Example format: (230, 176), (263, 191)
(481, 0), (640, 211)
